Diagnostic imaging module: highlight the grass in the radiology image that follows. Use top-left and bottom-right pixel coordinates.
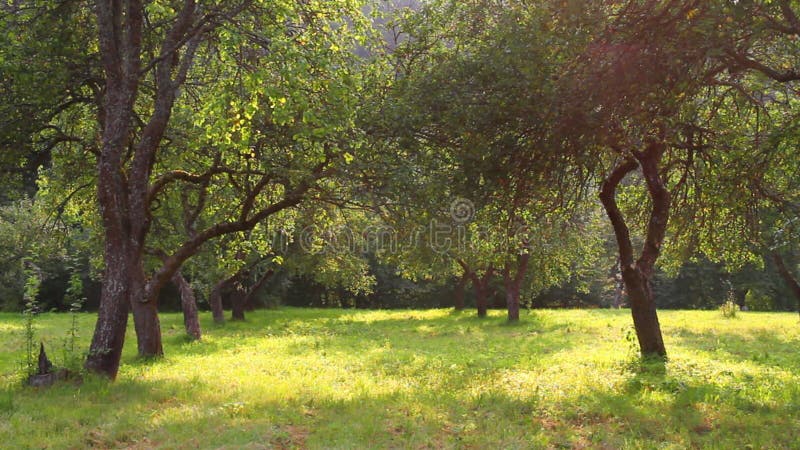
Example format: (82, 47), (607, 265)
(1, 308), (799, 449)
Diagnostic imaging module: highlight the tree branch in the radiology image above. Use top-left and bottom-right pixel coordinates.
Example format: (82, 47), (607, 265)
(599, 159), (639, 268)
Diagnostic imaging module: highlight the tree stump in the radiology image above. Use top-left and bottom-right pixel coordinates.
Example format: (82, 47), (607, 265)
(26, 343), (76, 388)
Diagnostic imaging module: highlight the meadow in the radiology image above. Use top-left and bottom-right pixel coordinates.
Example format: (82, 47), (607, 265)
(1, 308), (799, 449)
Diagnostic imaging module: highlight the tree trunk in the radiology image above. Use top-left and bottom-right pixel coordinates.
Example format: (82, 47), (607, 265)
(621, 267), (665, 355)
(599, 143), (669, 359)
(503, 253), (530, 323)
(469, 268), (494, 318)
(209, 281), (226, 324)
(131, 297), (163, 357)
(85, 227), (165, 371)
(242, 269), (274, 312)
(454, 271), (468, 311)
(88, 156), (164, 368)
(504, 282), (521, 322)
(475, 282), (488, 318)
(231, 284), (247, 321)
(772, 252), (800, 318)
(84, 236), (131, 378)
(172, 271), (201, 340)
(128, 249), (163, 358)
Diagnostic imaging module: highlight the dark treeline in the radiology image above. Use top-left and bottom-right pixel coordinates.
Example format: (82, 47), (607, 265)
(20, 252), (798, 314)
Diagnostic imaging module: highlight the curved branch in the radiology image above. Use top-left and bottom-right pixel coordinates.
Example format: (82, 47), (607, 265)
(599, 159), (639, 268)
(727, 49), (800, 83)
(636, 143), (670, 275)
(147, 167), (224, 205)
(141, 159), (329, 302)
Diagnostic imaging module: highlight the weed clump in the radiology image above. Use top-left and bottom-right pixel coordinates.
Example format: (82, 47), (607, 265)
(720, 300), (740, 319)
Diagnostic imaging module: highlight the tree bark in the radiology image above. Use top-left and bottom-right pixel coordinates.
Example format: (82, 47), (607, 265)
(469, 268), (494, 318)
(504, 282), (521, 322)
(84, 0), (142, 377)
(230, 283), (247, 321)
(86, 0), (197, 375)
(242, 269), (274, 312)
(503, 253), (529, 322)
(129, 249), (164, 358)
(599, 142), (669, 358)
(84, 236), (131, 378)
(131, 295), (163, 357)
(172, 271), (201, 340)
(475, 283), (488, 318)
(209, 281), (226, 324)
(772, 252), (800, 318)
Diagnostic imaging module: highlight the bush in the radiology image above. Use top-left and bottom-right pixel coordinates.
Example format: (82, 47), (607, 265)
(744, 289), (773, 311)
(720, 300), (739, 318)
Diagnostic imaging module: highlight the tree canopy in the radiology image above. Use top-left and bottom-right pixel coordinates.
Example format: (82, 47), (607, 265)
(1, 0), (799, 376)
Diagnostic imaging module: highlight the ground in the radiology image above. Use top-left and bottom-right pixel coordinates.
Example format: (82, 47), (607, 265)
(1, 308), (799, 449)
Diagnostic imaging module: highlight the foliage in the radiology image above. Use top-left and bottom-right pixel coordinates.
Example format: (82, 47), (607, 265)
(61, 271), (86, 372)
(0, 198), (67, 311)
(20, 261), (41, 380)
(369, 0), (603, 304)
(745, 288), (774, 312)
(0, 1), (98, 201)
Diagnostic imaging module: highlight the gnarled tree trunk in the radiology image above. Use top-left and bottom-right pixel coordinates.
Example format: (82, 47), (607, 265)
(131, 302), (163, 357)
(129, 250), (163, 358)
(599, 142), (669, 358)
(172, 271), (201, 340)
(86, 203), (165, 372)
(85, 0), (200, 376)
(85, 234), (132, 378)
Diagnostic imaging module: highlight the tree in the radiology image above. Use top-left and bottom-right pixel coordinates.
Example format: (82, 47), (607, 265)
(647, 0), (800, 317)
(373, 0), (601, 321)
(0, 2), (99, 202)
(551, 0), (753, 357)
(716, 1), (800, 316)
(2, 0), (374, 378)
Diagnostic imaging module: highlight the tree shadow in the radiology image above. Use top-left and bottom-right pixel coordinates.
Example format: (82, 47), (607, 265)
(5, 309), (799, 448)
(571, 358), (798, 449)
(669, 327), (800, 371)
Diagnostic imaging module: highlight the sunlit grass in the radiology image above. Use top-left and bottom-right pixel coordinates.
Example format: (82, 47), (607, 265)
(1, 308), (799, 448)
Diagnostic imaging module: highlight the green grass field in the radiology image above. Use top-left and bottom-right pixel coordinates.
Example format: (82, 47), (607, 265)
(1, 308), (799, 449)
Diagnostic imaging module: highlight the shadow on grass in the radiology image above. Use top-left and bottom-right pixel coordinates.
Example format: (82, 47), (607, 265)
(159, 308), (575, 361)
(670, 327), (800, 371)
(80, 355), (800, 448)
(4, 309), (800, 448)
(6, 355), (797, 449)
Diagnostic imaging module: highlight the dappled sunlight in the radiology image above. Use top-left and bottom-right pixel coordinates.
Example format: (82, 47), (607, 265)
(0, 320), (23, 334)
(2, 308), (800, 448)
